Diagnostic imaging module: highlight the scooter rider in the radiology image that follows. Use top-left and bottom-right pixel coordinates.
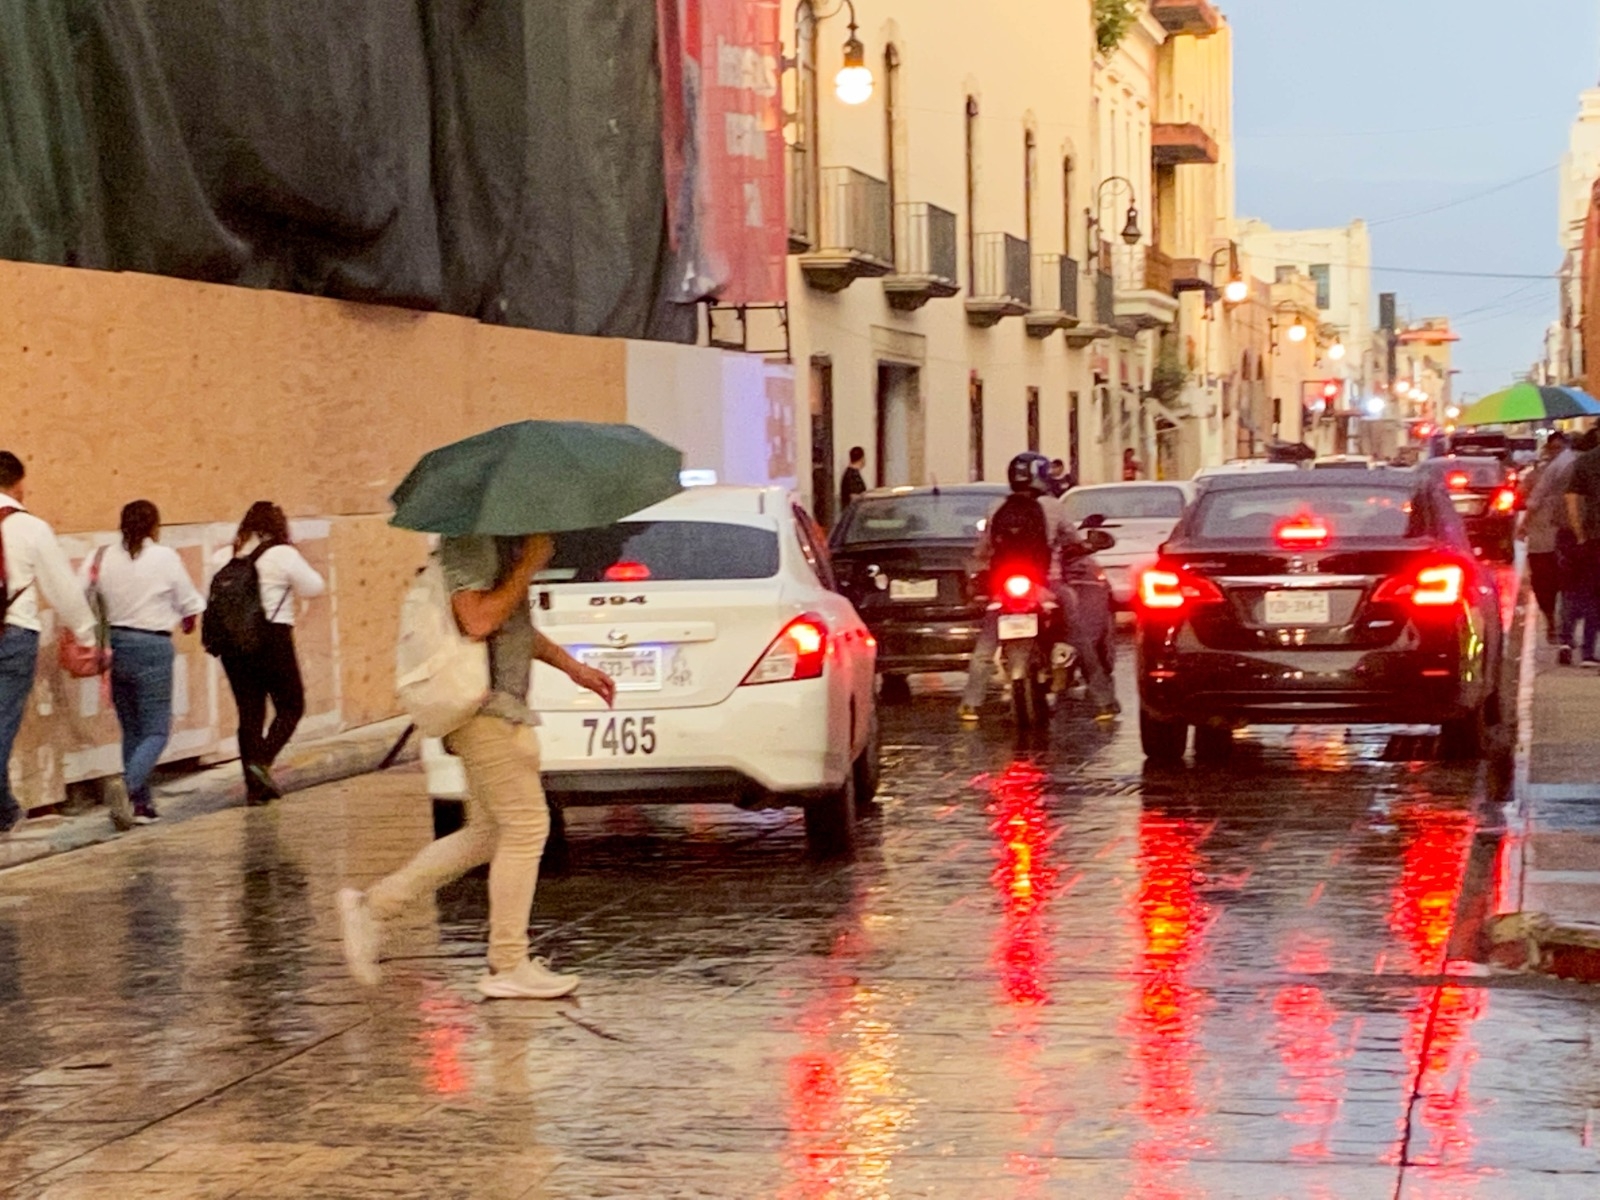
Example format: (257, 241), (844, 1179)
(959, 453), (1118, 722)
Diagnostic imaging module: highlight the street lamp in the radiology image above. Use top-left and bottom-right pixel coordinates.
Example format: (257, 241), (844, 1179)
(833, 4), (873, 105)
(1208, 245), (1247, 305)
(1270, 302), (1309, 347)
(1328, 340), (1346, 362)
(1086, 176), (1142, 263)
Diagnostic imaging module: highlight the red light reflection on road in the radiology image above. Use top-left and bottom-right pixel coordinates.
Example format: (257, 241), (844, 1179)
(1124, 811), (1213, 1197)
(988, 761), (1058, 1008)
(415, 987), (475, 1096)
(1385, 800), (1483, 1176)
(1271, 937), (1347, 1160)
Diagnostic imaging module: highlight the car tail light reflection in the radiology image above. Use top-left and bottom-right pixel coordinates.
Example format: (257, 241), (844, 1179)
(743, 615), (828, 685)
(1492, 488), (1517, 514)
(1374, 560), (1466, 608)
(604, 561), (652, 582)
(1275, 515), (1330, 548)
(1138, 568), (1224, 612)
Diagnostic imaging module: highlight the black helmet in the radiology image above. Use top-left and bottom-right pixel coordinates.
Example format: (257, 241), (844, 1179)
(1007, 452), (1051, 495)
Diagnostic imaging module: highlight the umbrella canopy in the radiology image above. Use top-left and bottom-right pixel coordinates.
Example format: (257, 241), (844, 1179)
(390, 420), (683, 536)
(1455, 383), (1600, 426)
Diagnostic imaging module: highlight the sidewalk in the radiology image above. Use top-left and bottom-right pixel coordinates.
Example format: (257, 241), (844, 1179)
(0, 716), (418, 873)
(1489, 601), (1600, 980)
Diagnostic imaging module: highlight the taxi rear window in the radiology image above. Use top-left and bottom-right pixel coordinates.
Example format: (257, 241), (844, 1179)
(539, 521), (780, 582)
(1191, 486), (1423, 542)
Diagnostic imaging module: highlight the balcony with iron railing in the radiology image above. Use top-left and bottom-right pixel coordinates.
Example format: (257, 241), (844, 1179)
(799, 166), (893, 293)
(883, 202), (960, 311)
(1110, 244), (1179, 331)
(1152, 122), (1220, 166)
(787, 142), (813, 253)
(965, 232), (1031, 327)
(1150, 0), (1222, 36)
(1025, 254), (1080, 338)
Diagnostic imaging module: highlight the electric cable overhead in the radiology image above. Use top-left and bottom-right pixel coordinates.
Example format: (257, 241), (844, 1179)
(1368, 164), (1558, 227)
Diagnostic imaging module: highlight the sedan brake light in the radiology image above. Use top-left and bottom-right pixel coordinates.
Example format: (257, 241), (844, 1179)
(1374, 559), (1467, 608)
(1275, 515), (1330, 548)
(742, 615), (828, 685)
(1138, 568), (1224, 611)
(1492, 487), (1517, 514)
(1447, 471), (1470, 491)
(604, 561), (652, 582)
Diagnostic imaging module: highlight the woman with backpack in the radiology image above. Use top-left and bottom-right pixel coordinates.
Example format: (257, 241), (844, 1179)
(207, 502), (325, 804)
(80, 501), (206, 826)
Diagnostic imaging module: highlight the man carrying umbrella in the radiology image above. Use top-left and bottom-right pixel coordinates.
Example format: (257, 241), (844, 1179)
(338, 421), (681, 999)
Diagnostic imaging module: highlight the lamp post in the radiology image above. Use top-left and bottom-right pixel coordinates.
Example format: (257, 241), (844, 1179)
(1268, 301), (1309, 349)
(1209, 245), (1247, 306)
(798, 0), (875, 105)
(1085, 175), (1142, 268)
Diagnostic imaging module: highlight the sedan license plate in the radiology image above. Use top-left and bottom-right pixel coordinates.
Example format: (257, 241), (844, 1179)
(1264, 590), (1330, 626)
(889, 577), (939, 602)
(998, 613), (1039, 641)
(579, 646), (662, 692)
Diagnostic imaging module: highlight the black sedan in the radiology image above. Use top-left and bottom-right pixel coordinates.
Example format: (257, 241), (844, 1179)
(830, 484), (1007, 697)
(1135, 469), (1505, 763)
(1417, 455), (1519, 563)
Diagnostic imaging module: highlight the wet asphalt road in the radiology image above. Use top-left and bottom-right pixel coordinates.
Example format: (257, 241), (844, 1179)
(2, 650), (1600, 1199)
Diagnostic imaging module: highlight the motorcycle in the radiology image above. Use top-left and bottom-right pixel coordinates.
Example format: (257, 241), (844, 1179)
(988, 527), (1118, 728)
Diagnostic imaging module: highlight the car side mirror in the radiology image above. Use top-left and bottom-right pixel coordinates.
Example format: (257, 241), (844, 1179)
(1084, 529), (1115, 553)
(1080, 513), (1106, 529)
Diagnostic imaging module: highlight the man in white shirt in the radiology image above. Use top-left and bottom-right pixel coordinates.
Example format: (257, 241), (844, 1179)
(0, 452), (97, 834)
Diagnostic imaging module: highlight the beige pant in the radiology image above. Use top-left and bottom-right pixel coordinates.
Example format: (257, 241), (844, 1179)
(368, 715), (549, 973)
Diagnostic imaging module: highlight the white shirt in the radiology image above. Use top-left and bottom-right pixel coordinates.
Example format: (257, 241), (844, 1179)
(79, 540), (205, 634)
(209, 539), (325, 626)
(0, 493), (96, 643)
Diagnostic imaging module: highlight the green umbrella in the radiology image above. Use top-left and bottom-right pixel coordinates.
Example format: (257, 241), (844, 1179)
(1455, 382), (1600, 426)
(390, 420), (684, 536)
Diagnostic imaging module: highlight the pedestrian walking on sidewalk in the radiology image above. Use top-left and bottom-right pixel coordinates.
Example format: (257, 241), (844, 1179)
(1563, 429), (1600, 666)
(208, 502), (325, 804)
(81, 501), (205, 827)
(1522, 432), (1578, 645)
(338, 534), (617, 999)
(0, 452), (98, 836)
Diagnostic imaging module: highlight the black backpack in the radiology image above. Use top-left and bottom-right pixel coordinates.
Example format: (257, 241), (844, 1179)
(202, 543), (274, 658)
(988, 493), (1051, 582)
(0, 508), (24, 638)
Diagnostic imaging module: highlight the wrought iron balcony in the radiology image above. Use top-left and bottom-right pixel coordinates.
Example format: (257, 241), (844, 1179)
(787, 142), (813, 253)
(1066, 268), (1117, 347)
(799, 167), (893, 293)
(1111, 245), (1179, 332)
(1150, 0), (1222, 36)
(883, 202), (960, 311)
(965, 232), (1031, 327)
(1025, 255), (1081, 337)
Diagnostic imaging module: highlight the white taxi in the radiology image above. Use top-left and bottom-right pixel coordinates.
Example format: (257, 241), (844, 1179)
(1060, 482), (1195, 609)
(423, 486), (880, 851)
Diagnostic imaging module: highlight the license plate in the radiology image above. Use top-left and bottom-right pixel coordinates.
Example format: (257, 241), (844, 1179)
(998, 613), (1039, 641)
(1451, 495), (1486, 516)
(889, 578), (939, 602)
(1264, 590), (1331, 626)
(582, 714), (658, 757)
(579, 646), (662, 691)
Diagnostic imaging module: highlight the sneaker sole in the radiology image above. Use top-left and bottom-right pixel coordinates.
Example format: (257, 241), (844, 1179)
(337, 891), (382, 987)
(476, 979), (580, 1001)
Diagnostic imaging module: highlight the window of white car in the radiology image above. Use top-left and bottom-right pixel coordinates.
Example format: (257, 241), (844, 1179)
(536, 521), (780, 583)
(1062, 486), (1187, 524)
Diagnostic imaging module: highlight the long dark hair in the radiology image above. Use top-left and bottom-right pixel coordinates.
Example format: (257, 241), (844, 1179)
(120, 500), (160, 558)
(234, 501), (291, 554)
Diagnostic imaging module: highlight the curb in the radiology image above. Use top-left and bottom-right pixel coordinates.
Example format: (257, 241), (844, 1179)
(0, 717), (418, 873)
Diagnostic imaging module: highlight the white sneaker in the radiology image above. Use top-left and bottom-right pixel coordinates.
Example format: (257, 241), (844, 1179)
(476, 957), (580, 1000)
(336, 889), (382, 987)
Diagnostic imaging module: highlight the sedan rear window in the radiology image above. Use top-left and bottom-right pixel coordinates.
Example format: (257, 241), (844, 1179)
(1063, 486), (1186, 523)
(540, 521), (780, 582)
(1422, 458), (1503, 489)
(835, 492), (1004, 544)
(1191, 486), (1422, 541)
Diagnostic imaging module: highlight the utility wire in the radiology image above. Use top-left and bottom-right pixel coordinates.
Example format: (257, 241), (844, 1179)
(1368, 164), (1558, 227)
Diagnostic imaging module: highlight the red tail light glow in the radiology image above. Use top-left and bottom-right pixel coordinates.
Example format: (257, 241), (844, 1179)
(1374, 560), (1467, 608)
(1492, 488), (1517, 514)
(1003, 574), (1034, 600)
(603, 561), (652, 582)
(1446, 471), (1470, 491)
(1138, 568), (1224, 612)
(743, 615), (829, 685)
(1275, 516), (1330, 548)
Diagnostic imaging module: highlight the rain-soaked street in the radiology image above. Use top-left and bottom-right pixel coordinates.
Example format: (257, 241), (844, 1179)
(2, 656), (1599, 1200)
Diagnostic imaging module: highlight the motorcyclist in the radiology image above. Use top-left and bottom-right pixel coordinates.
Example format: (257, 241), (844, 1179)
(958, 454), (1118, 723)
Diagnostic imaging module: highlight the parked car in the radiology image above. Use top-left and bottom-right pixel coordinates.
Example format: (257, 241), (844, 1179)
(1135, 469), (1505, 763)
(1060, 481), (1194, 609)
(1416, 456), (1520, 563)
(423, 486), (880, 851)
(829, 484), (1008, 698)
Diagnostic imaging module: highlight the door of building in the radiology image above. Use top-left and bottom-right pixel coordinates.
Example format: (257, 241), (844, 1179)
(810, 357), (835, 528)
(875, 362), (923, 487)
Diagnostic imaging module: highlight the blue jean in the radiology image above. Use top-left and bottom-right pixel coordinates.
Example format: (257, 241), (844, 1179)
(1560, 541), (1600, 660)
(960, 582), (1117, 710)
(109, 629), (175, 807)
(0, 629), (40, 826)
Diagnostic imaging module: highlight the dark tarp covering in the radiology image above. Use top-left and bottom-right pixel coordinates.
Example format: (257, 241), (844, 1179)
(0, 0), (695, 343)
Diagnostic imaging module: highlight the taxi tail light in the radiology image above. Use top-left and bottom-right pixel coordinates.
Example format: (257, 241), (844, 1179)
(1492, 487), (1517, 514)
(604, 561), (652, 582)
(1373, 559), (1466, 608)
(1138, 567), (1224, 612)
(742, 615), (828, 685)
(1275, 516), (1330, 548)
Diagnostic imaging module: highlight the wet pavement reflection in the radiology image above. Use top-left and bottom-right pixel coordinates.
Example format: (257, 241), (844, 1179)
(2, 654), (1600, 1198)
